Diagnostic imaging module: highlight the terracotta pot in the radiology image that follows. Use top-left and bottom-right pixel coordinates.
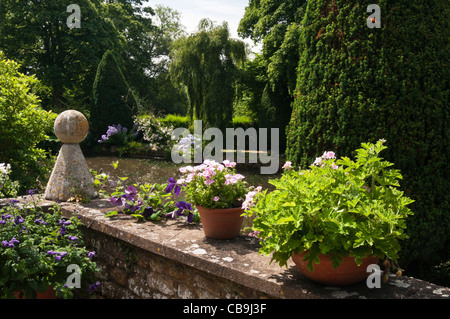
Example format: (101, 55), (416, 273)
(292, 251), (379, 286)
(196, 205), (244, 240)
(14, 286), (56, 299)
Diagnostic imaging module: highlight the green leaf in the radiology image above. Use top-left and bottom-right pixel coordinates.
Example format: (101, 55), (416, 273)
(131, 214), (144, 221)
(276, 216), (295, 224)
(105, 211), (118, 218)
(282, 202), (296, 207)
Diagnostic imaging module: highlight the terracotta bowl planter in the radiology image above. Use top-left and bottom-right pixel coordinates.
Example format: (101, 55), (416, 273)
(292, 251), (379, 286)
(14, 286), (56, 299)
(196, 205), (244, 240)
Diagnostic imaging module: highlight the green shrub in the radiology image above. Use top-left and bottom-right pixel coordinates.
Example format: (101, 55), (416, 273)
(90, 50), (139, 141)
(159, 114), (190, 129)
(135, 115), (174, 152)
(0, 163), (19, 198)
(232, 116), (255, 130)
(0, 52), (56, 193)
(286, 1), (449, 283)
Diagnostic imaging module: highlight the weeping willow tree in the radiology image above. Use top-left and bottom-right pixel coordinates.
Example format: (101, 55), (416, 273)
(169, 19), (247, 132)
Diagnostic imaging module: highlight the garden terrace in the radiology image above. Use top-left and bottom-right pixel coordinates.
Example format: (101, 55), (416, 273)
(3, 195), (449, 300)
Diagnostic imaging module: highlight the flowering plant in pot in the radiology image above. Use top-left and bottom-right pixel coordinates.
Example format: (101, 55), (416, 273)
(171, 159), (250, 239)
(0, 194), (99, 299)
(243, 140), (414, 285)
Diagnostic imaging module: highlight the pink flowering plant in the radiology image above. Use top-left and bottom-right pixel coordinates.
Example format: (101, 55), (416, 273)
(174, 160), (249, 209)
(243, 140), (414, 272)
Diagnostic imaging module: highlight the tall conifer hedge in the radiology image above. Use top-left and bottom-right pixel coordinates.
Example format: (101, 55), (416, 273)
(286, 1), (449, 283)
(90, 50), (138, 140)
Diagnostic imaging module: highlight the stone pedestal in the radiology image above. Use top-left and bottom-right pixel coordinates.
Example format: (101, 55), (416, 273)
(44, 110), (97, 201)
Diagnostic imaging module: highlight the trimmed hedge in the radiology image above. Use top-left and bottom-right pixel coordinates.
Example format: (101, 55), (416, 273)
(286, 1), (449, 284)
(159, 114), (190, 129)
(232, 115), (255, 130)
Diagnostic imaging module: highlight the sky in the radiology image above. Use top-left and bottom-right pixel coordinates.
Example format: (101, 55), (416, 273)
(143, 0), (261, 53)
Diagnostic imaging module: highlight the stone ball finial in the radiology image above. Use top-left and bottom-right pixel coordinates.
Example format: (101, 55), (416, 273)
(54, 110), (89, 144)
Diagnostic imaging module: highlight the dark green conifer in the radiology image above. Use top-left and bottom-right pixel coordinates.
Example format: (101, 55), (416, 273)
(286, 1), (449, 284)
(90, 50), (138, 139)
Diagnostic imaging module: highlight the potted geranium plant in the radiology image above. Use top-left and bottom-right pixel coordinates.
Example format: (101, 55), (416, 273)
(0, 194), (99, 299)
(172, 159), (250, 239)
(243, 140), (414, 285)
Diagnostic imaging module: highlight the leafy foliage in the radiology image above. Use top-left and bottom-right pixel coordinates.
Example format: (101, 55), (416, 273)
(90, 50), (139, 141)
(135, 115), (174, 152)
(106, 177), (199, 224)
(0, 53), (56, 193)
(0, 1), (187, 115)
(159, 114), (190, 129)
(106, 3), (187, 112)
(237, 0), (307, 150)
(170, 19), (247, 132)
(0, 164), (19, 199)
(0, 0), (125, 112)
(286, 0), (449, 283)
(245, 141), (413, 271)
(0, 200), (98, 299)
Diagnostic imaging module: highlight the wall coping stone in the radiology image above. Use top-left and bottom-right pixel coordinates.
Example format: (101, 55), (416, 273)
(3, 195), (450, 299)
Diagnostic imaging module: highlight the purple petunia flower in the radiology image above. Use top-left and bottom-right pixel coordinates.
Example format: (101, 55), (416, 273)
(165, 177), (181, 196)
(52, 251), (67, 261)
(27, 189), (38, 196)
(87, 281), (100, 294)
(2, 238), (20, 247)
(125, 186), (138, 197)
(14, 216), (24, 224)
(34, 218), (47, 225)
(110, 196), (124, 206)
(167, 201), (194, 223)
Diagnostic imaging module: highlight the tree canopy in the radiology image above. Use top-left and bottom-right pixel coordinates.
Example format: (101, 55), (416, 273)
(170, 19), (247, 131)
(237, 0), (307, 150)
(0, 0), (125, 112)
(0, 0), (187, 115)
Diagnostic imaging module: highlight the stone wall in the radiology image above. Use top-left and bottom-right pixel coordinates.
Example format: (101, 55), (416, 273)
(5, 196), (450, 300)
(84, 229), (272, 299)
